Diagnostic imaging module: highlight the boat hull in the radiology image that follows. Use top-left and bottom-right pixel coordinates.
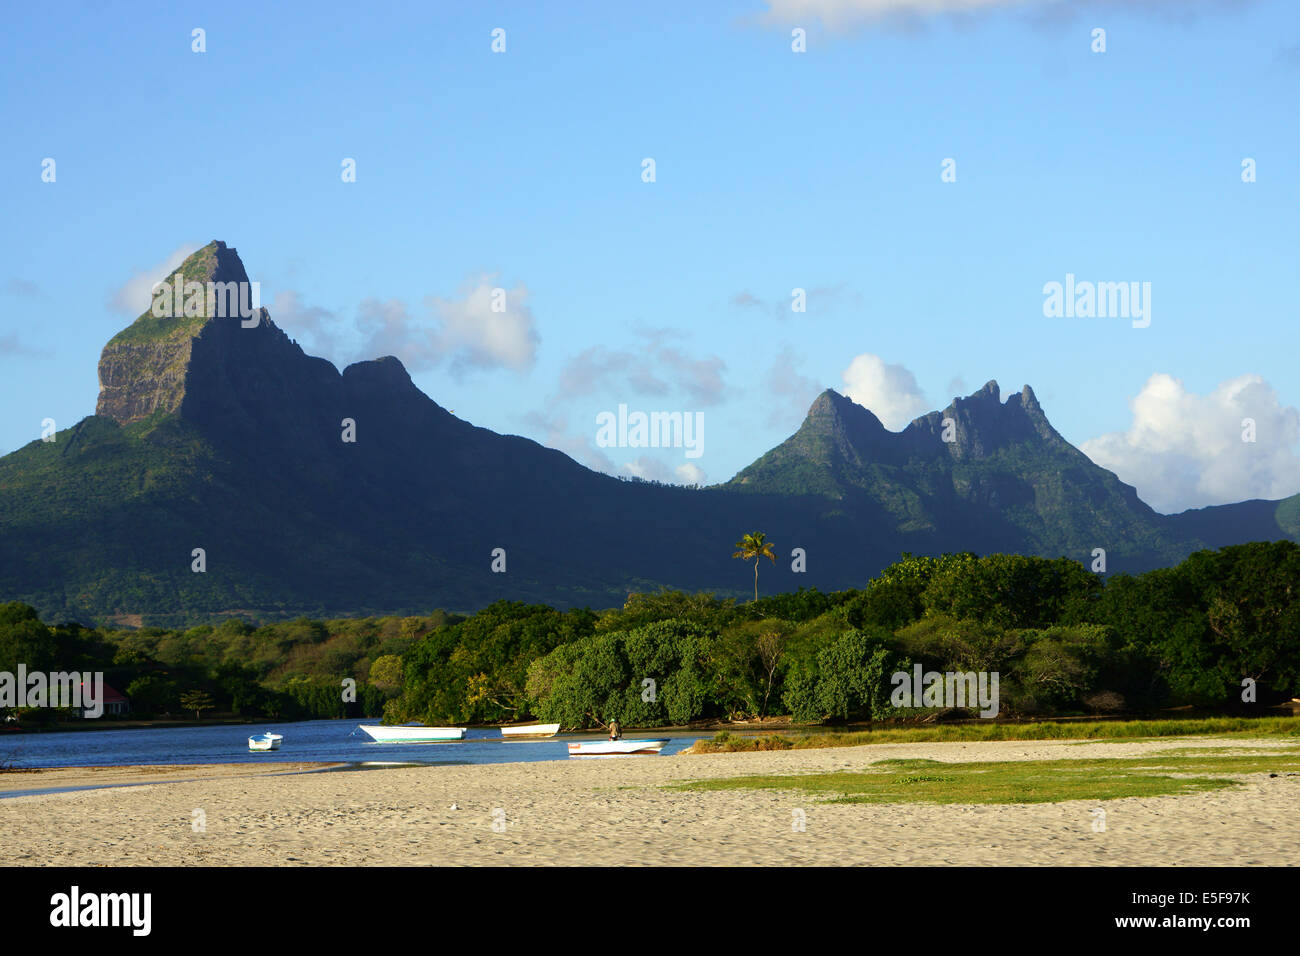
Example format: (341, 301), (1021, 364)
(357, 725), (466, 743)
(500, 723), (561, 738)
(248, 733), (282, 752)
(567, 739), (669, 758)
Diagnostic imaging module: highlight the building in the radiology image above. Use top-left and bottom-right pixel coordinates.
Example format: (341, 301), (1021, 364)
(80, 682), (130, 718)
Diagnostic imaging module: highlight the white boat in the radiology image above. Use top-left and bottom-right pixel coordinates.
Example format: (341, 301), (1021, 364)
(567, 738), (670, 758)
(248, 732), (283, 752)
(356, 724), (467, 743)
(500, 722), (561, 738)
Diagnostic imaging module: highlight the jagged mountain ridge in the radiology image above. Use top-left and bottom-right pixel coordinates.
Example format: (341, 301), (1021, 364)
(728, 380), (1181, 558)
(0, 241), (1295, 625)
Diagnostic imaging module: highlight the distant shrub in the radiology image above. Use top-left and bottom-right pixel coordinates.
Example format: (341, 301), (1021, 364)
(1083, 690), (1126, 714)
(782, 627), (901, 724)
(526, 619), (719, 729)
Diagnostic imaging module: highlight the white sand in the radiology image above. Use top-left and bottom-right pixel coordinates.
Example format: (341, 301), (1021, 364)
(2, 738), (1297, 866)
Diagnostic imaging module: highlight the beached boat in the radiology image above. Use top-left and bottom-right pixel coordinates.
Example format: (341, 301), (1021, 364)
(248, 732), (283, 752)
(500, 722), (561, 738)
(567, 739), (669, 758)
(356, 724), (467, 743)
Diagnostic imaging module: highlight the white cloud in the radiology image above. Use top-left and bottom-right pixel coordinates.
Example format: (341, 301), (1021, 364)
(621, 457), (671, 481)
(840, 353), (930, 429)
(520, 409), (616, 474)
(355, 297), (417, 361)
(763, 0), (1040, 29)
(557, 346), (670, 399)
(553, 327), (727, 406)
(0, 333), (50, 358)
(519, 410), (705, 486)
(271, 290), (341, 358)
(675, 462), (708, 485)
(761, 0), (1255, 31)
(621, 456), (708, 486)
(730, 284), (860, 320)
(266, 274), (540, 377)
(424, 276), (539, 373)
(354, 274), (539, 375)
(656, 346), (726, 407)
(108, 243), (200, 315)
(1081, 373), (1300, 513)
(765, 346), (823, 427)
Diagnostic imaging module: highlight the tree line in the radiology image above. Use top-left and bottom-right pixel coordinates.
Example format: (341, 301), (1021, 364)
(3, 541), (1297, 727)
(387, 541), (1300, 727)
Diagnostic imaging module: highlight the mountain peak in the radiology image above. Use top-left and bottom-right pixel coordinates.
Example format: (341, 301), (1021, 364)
(342, 355), (415, 394)
(1012, 383), (1045, 417)
(181, 240), (249, 285)
(803, 388), (889, 445)
(899, 379), (1059, 459)
(96, 241), (282, 427)
(106, 241), (253, 347)
(92, 243), (452, 452)
(809, 387), (882, 422)
(732, 375), (1074, 497)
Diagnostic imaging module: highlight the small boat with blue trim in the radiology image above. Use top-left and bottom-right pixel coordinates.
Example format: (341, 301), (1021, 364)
(356, 724), (467, 743)
(567, 738), (669, 758)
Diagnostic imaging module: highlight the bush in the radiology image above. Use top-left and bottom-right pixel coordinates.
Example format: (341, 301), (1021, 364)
(782, 627), (900, 724)
(1082, 690), (1126, 714)
(526, 619), (719, 728)
(783, 665), (822, 724)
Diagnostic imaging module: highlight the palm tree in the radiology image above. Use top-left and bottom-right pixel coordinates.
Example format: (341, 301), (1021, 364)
(732, 531), (776, 603)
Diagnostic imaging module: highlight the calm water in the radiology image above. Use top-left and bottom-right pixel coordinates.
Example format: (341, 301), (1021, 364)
(0, 720), (701, 771)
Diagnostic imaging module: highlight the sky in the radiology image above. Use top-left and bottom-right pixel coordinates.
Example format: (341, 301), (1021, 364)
(2, 0), (1297, 513)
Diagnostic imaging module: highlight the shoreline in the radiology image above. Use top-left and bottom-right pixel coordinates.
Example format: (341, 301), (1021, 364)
(9, 702), (1296, 736)
(0, 761), (341, 797)
(3, 736), (1299, 865)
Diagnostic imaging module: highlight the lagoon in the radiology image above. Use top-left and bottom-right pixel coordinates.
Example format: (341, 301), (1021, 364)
(0, 720), (701, 771)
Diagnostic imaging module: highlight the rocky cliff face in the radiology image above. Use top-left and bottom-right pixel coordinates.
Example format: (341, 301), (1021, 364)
(94, 242), (434, 447)
(96, 241), (260, 427)
(95, 335), (197, 426)
(900, 381), (1066, 461)
(734, 380), (1069, 479)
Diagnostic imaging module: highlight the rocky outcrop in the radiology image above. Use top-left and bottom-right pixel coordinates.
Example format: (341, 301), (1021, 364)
(899, 381), (1068, 461)
(95, 334), (197, 426)
(726, 377), (1190, 560)
(96, 241), (259, 427)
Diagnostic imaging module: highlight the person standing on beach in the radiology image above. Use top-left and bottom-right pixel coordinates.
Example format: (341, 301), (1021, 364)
(608, 719), (621, 741)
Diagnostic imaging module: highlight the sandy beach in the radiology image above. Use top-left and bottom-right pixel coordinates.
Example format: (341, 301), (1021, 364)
(2, 738), (1297, 866)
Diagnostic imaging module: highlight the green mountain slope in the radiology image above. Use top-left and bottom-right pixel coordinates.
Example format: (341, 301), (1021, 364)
(728, 382), (1214, 569)
(1, 242), (1296, 625)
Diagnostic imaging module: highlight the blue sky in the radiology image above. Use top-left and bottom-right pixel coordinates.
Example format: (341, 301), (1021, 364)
(2, 0), (1297, 512)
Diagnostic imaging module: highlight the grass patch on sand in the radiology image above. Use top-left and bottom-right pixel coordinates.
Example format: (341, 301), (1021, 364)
(1153, 744), (1300, 755)
(669, 751), (1300, 805)
(687, 717), (1300, 753)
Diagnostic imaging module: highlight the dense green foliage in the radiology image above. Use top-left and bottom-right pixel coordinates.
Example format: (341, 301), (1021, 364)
(3, 541), (1299, 728)
(383, 602), (596, 725)
(518, 542), (1300, 726)
(0, 605), (441, 722)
